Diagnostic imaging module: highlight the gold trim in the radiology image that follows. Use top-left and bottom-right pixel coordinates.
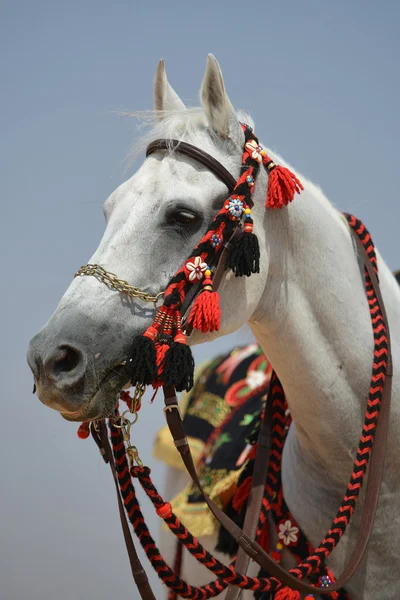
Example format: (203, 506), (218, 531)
(153, 426), (204, 471)
(186, 391), (231, 428)
(164, 464), (246, 537)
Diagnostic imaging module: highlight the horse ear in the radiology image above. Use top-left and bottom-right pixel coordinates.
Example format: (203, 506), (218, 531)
(154, 59), (186, 118)
(200, 54), (241, 141)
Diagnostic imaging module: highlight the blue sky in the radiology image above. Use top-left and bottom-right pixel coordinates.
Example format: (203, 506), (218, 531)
(1, 1), (399, 598)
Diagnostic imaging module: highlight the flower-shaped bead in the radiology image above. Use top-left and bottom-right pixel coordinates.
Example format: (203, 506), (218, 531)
(245, 140), (263, 164)
(277, 519), (299, 546)
(185, 256), (208, 282)
(225, 197), (244, 220)
(211, 233), (223, 249)
(319, 575), (333, 589)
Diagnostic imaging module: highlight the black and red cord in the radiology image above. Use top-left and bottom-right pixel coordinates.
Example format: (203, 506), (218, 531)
(104, 215), (386, 598)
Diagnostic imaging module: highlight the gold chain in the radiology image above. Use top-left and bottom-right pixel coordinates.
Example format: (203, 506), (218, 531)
(74, 264), (164, 308)
(112, 383), (147, 468)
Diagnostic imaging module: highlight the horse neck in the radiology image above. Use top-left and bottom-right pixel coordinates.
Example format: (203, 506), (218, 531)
(248, 172), (374, 484)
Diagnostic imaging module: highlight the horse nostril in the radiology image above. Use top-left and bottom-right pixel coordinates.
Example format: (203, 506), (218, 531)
(44, 345), (86, 386)
(52, 346), (80, 376)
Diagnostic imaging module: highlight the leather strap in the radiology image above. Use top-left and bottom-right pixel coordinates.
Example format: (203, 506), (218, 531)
(163, 226), (393, 594)
(146, 139), (237, 192)
(225, 390), (274, 600)
(91, 423), (156, 600)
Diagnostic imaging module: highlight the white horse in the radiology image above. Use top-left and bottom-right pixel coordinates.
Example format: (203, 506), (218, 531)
(27, 55), (400, 599)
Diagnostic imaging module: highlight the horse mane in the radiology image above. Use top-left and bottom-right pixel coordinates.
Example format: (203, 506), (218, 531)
(122, 106), (255, 165)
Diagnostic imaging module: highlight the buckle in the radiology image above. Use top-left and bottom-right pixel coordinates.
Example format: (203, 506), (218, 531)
(163, 403), (181, 418)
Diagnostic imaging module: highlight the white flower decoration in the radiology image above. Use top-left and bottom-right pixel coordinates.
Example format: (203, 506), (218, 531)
(278, 520), (299, 546)
(246, 370), (267, 390)
(245, 140), (263, 164)
(186, 256), (208, 282)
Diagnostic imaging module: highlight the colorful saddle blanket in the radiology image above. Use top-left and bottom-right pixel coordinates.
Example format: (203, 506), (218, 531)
(153, 343), (270, 537)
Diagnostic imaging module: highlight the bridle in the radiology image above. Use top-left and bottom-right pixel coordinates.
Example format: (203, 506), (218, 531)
(75, 130), (392, 599)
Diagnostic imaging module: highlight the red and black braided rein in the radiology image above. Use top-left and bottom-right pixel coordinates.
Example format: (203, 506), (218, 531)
(252, 374), (349, 599)
(103, 214), (388, 598)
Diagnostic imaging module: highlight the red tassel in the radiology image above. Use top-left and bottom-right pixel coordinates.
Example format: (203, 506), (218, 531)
(77, 422), (90, 439)
(188, 274), (221, 333)
(275, 587), (301, 600)
(153, 341), (170, 387)
(156, 342), (169, 371)
(232, 476), (252, 512)
(263, 155), (303, 209)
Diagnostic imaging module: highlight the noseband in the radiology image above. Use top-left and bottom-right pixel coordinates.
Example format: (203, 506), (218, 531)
(76, 127), (392, 599)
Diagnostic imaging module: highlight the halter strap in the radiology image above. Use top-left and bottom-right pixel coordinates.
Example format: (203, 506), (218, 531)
(146, 139), (237, 192)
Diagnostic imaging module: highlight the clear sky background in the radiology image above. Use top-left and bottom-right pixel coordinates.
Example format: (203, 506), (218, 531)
(1, 1), (399, 598)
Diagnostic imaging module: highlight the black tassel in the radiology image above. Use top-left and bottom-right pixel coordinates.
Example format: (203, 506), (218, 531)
(228, 229), (260, 277)
(163, 341), (195, 392)
(126, 335), (157, 386)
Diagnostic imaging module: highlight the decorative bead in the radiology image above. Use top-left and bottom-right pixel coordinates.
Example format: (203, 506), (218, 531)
(205, 269), (211, 277)
(277, 519), (299, 546)
(246, 175), (254, 186)
(156, 502), (173, 519)
(225, 197), (244, 219)
(244, 207), (251, 215)
(276, 542), (284, 551)
(245, 140), (263, 164)
(185, 256), (208, 282)
(77, 422), (90, 439)
(318, 574), (333, 589)
(211, 233), (223, 249)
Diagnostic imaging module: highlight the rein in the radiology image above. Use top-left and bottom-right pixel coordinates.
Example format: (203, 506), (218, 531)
(78, 131), (392, 598)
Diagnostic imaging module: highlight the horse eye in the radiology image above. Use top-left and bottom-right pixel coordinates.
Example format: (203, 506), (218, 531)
(173, 209), (198, 225)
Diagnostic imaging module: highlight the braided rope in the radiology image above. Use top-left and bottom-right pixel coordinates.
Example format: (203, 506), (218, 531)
(160, 125), (261, 312)
(112, 215), (386, 598)
(110, 421), (228, 598)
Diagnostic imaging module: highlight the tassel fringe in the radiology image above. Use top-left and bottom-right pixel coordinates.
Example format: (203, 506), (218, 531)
(229, 229), (260, 276)
(126, 333), (157, 386)
(163, 334), (195, 392)
(189, 289), (221, 333)
(264, 162), (303, 209)
(274, 587), (301, 600)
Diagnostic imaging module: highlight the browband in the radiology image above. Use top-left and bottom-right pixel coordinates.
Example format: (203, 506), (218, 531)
(146, 139), (237, 192)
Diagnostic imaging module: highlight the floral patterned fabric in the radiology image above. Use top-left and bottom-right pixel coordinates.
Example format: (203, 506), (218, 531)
(153, 343), (271, 537)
